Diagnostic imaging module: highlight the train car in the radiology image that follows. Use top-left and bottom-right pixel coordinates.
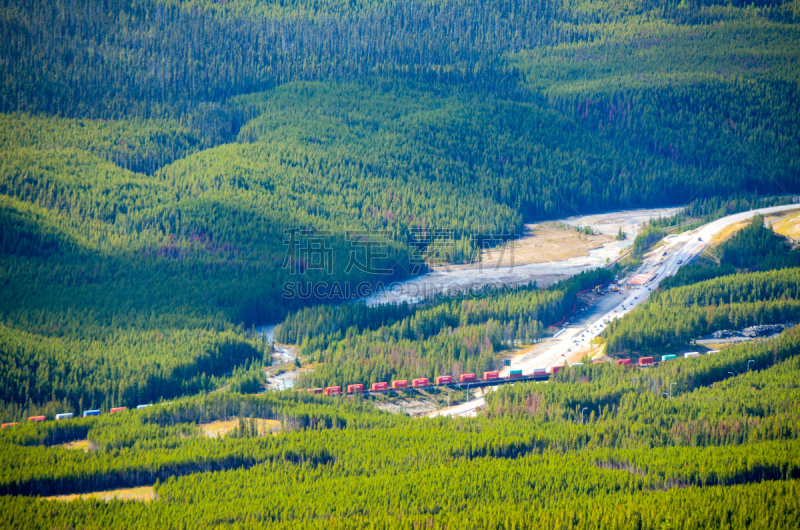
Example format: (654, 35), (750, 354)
(136, 404), (152, 410)
(617, 359), (631, 367)
(28, 416), (46, 422)
(347, 384), (364, 394)
(412, 378), (429, 388)
(684, 352), (700, 358)
(459, 373), (476, 383)
(109, 407), (127, 414)
(532, 367), (546, 375)
(391, 380), (408, 390)
(435, 375), (452, 385)
(82, 409), (100, 418)
(55, 413), (73, 421)
(1, 422), (18, 428)
(510, 370), (524, 378)
(592, 360), (606, 365)
(661, 354), (677, 362)
(570, 363), (584, 367)
(307, 388), (323, 395)
(324, 386), (341, 396)
(482, 371), (500, 380)
(638, 357), (655, 367)
(371, 382), (389, 391)
(547, 366), (563, 375)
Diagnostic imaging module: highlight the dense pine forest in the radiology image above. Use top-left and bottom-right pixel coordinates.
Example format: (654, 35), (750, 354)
(2, 326), (800, 527)
(2, 0), (800, 525)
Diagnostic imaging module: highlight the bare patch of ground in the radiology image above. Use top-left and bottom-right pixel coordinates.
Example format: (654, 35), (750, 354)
(55, 439), (93, 452)
(448, 223), (614, 271)
(714, 209), (800, 246)
(772, 211), (800, 242)
(712, 220), (749, 245)
(46, 486), (156, 503)
(373, 395), (441, 417)
(199, 418), (281, 438)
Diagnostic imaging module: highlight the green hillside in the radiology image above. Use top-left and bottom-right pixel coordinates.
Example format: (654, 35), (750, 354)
(1, 0), (800, 524)
(1, 0), (799, 415)
(1, 327), (800, 527)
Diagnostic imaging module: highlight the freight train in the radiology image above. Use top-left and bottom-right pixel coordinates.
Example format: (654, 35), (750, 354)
(303, 367), (566, 397)
(1, 351), (707, 428)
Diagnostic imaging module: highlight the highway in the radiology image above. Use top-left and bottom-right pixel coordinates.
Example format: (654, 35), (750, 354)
(431, 203), (800, 418)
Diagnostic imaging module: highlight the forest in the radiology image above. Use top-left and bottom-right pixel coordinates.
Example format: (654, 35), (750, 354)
(1, 0), (800, 525)
(1, 326), (799, 527)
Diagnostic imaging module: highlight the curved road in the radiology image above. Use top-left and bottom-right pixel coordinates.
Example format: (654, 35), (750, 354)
(431, 203), (800, 418)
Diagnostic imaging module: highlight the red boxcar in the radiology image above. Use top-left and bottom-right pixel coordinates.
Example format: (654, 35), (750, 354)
(28, 416), (46, 422)
(347, 384), (364, 394)
(483, 371), (500, 380)
(1, 422), (18, 428)
(109, 407), (127, 414)
(412, 378), (429, 388)
(617, 359), (631, 367)
(307, 388), (323, 395)
(459, 373), (476, 383)
(435, 375), (452, 385)
(638, 356), (655, 367)
(547, 366), (563, 375)
(324, 386), (341, 396)
(392, 380), (408, 390)
(371, 382), (389, 391)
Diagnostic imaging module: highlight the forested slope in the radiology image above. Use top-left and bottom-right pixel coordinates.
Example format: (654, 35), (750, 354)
(1, 0), (799, 449)
(1, 326), (800, 527)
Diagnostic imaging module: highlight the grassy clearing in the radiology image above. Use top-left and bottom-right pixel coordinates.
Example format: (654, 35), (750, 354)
(54, 439), (92, 452)
(449, 223), (614, 270)
(772, 211), (800, 242)
(45, 486), (156, 503)
(711, 221), (749, 246)
(198, 418), (281, 438)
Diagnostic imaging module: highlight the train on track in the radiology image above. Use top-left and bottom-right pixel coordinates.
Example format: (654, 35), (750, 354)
(303, 367), (565, 397)
(1, 351), (712, 428)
